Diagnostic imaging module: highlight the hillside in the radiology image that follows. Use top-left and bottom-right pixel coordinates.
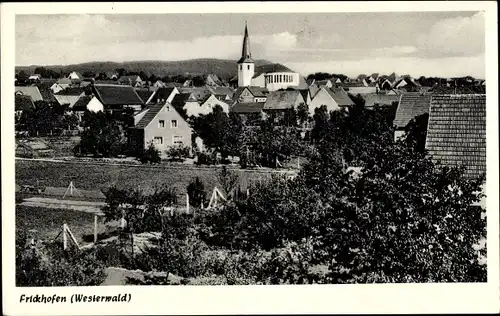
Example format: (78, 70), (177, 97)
(15, 59), (273, 80)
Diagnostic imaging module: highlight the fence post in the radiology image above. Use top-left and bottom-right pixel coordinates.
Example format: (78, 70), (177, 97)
(63, 224), (68, 250)
(94, 214), (98, 244)
(186, 193), (190, 214)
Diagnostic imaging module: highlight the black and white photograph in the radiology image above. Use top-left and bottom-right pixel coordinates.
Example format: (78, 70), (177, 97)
(2, 1), (499, 315)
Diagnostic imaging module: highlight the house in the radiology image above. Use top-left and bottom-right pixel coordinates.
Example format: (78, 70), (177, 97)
(28, 74), (42, 82)
(15, 94), (35, 120)
(15, 86), (43, 102)
(182, 79), (193, 87)
(134, 88), (157, 105)
(56, 78), (72, 90)
(368, 73), (379, 83)
(263, 90), (306, 116)
(308, 84), (320, 104)
(309, 87), (354, 115)
(150, 87), (180, 104)
(298, 89), (310, 106)
(233, 86), (269, 104)
(71, 95), (104, 121)
(48, 81), (64, 94)
(129, 102), (193, 157)
(54, 87), (86, 108)
(363, 93), (400, 109)
(153, 80), (166, 89)
(393, 77), (420, 91)
(230, 102), (266, 124)
(315, 79), (333, 88)
(194, 94), (230, 116)
(208, 86), (235, 100)
(393, 93), (432, 140)
(425, 94), (486, 180)
(206, 74), (223, 87)
(92, 84), (144, 112)
(105, 72), (119, 80)
(35, 82), (58, 103)
(379, 79), (394, 91)
(118, 75), (143, 87)
(179, 87), (212, 102)
(68, 71), (83, 80)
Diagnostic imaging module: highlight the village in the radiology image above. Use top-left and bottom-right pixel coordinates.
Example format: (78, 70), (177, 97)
(14, 22), (487, 286)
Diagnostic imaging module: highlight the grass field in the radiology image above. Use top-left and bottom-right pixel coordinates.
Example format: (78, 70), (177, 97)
(15, 160), (292, 199)
(16, 205), (110, 245)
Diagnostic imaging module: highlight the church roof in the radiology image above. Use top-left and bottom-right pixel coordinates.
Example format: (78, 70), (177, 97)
(252, 63), (294, 78)
(237, 23), (254, 63)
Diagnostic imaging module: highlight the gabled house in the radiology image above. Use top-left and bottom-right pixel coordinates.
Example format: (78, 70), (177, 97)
(208, 86), (235, 100)
(15, 94), (35, 121)
(425, 94), (486, 180)
(15, 86), (44, 102)
(71, 95), (104, 121)
(150, 87), (180, 104)
(194, 94), (230, 116)
(134, 88), (157, 105)
(169, 92), (199, 118)
(28, 74), (42, 83)
(118, 75), (143, 87)
(54, 87), (86, 108)
(35, 82), (58, 103)
(153, 80), (166, 89)
(233, 86), (269, 104)
(56, 78), (72, 90)
(129, 102), (193, 157)
(230, 102), (266, 124)
(393, 77), (420, 91)
(368, 73), (379, 83)
(68, 71), (83, 80)
(263, 90), (305, 115)
(393, 93), (432, 140)
(379, 78), (394, 91)
(48, 82), (64, 94)
(206, 74), (223, 87)
(92, 84), (144, 113)
(179, 87), (212, 102)
(309, 87), (354, 114)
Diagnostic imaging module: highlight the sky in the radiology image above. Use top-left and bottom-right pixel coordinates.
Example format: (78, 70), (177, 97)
(15, 11), (485, 78)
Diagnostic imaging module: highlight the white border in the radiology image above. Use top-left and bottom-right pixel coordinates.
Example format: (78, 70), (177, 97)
(2, 2), (499, 315)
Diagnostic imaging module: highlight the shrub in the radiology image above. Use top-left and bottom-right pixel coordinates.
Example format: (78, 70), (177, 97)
(139, 142), (161, 164)
(165, 144), (191, 162)
(187, 177), (206, 208)
(195, 151), (216, 165)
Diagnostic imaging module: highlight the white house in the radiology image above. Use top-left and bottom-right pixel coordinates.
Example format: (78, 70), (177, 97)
(309, 87), (355, 114)
(68, 72), (83, 80)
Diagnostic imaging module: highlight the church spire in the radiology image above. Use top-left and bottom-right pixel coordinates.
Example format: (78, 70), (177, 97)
(238, 21), (254, 63)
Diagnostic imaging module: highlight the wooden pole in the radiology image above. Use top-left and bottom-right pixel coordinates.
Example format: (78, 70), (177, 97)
(94, 214), (98, 244)
(63, 224), (68, 250)
(186, 193), (190, 214)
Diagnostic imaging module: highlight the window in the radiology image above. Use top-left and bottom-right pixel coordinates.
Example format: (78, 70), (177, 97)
(159, 120), (165, 128)
(240, 65), (242, 70)
(173, 135), (183, 145)
(247, 65), (250, 70)
(171, 120), (178, 128)
(153, 137), (163, 145)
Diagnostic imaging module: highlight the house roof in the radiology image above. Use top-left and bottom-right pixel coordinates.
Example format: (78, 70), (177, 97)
(179, 87), (212, 101)
(35, 83), (57, 103)
(363, 93), (400, 108)
(54, 87), (86, 96)
(208, 86), (235, 98)
(425, 94), (486, 179)
(206, 74), (223, 85)
(135, 89), (156, 104)
(308, 84), (320, 99)
(230, 102), (265, 114)
(393, 93), (432, 129)
(234, 86), (269, 100)
(92, 84), (144, 106)
(171, 93), (197, 109)
(39, 78), (57, 86)
(152, 87), (177, 102)
(118, 75), (141, 83)
(337, 81), (365, 88)
(56, 78), (72, 85)
(94, 80), (118, 85)
(72, 95), (92, 111)
(299, 89), (309, 102)
(14, 86), (43, 102)
(325, 87), (355, 107)
(15, 95), (35, 111)
(133, 103), (186, 130)
(264, 90), (304, 110)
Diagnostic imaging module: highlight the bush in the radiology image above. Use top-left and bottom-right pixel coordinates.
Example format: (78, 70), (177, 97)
(187, 177), (207, 208)
(139, 142), (161, 164)
(195, 151), (216, 165)
(165, 144), (191, 162)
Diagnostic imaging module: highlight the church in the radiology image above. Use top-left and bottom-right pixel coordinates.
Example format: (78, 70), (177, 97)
(235, 23), (307, 92)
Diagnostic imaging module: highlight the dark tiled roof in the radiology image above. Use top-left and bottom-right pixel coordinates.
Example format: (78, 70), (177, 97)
(325, 87), (355, 107)
(95, 80), (118, 85)
(264, 90), (304, 110)
(152, 87), (176, 103)
(35, 83), (57, 103)
(208, 86), (235, 98)
(233, 86), (269, 100)
(15, 95), (35, 111)
(135, 89), (156, 104)
(425, 94), (486, 179)
(299, 89), (309, 103)
(134, 103), (164, 129)
(72, 95), (92, 111)
(171, 93), (196, 109)
(429, 85), (486, 94)
(179, 87), (212, 101)
(54, 87), (86, 96)
(393, 93), (432, 129)
(230, 102), (265, 113)
(93, 84), (144, 106)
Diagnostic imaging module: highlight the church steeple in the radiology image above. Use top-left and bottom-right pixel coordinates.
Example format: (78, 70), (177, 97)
(238, 22), (254, 64)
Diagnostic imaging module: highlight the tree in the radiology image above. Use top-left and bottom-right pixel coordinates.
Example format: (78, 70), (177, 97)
(297, 103), (309, 127)
(165, 144), (191, 162)
(402, 113), (429, 154)
(187, 177), (206, 208)
(310, 105), (329, 142)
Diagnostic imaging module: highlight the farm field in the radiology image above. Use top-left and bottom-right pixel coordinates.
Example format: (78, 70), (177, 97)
(15, 159), (295, 199)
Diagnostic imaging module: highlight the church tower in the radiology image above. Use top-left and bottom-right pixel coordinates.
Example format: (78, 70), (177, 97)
(237, 22), (254, 87)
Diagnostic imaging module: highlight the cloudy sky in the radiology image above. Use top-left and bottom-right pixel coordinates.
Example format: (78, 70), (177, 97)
(16, 11), (485, 78)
